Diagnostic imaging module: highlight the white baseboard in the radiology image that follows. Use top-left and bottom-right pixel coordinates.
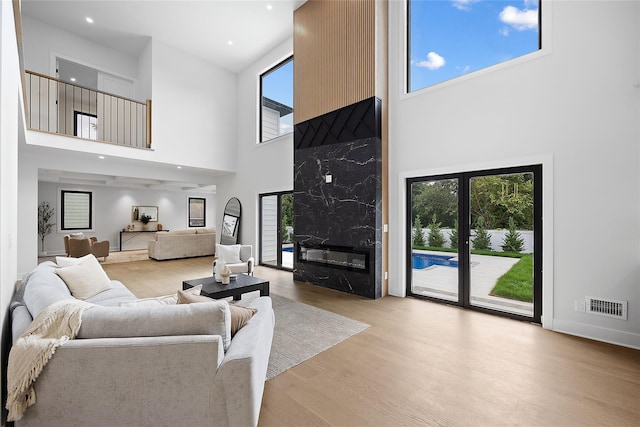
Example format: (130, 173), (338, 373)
(553, 318), (640, 350)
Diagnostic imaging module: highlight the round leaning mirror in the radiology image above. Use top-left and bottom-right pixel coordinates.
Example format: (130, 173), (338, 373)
(220, 197), (241, 245)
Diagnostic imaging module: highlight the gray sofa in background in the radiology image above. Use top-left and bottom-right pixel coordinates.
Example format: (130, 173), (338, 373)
(10, 260), (274, 427)
(148, 228), (216, 260)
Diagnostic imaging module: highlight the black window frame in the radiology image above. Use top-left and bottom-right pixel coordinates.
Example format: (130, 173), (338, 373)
(259, 55), (294, 143)
(188, 197), (206, 228)
(407, 0), (542, 93)
(73, 111), (98, 140)
(60, 189), (93, 231)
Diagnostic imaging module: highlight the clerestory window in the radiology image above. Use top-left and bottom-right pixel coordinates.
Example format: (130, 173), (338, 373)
(259, 56), (294, 143)
(408, 0), (541, 92)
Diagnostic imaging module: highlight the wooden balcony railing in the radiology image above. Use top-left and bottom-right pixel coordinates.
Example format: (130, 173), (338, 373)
(24, 70), (151, 149)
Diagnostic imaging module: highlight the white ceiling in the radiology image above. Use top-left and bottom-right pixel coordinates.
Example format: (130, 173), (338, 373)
(39, 169), (218, 193)
(22, 0), (305, 192)
(21, 0), (305, 73)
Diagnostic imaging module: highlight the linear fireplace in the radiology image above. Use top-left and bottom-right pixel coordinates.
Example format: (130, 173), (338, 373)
(298, 243), (369, 272)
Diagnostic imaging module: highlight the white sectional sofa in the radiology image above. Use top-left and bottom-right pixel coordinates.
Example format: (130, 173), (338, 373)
(9, 259), (274, 427)
(148, 228), (216, 260)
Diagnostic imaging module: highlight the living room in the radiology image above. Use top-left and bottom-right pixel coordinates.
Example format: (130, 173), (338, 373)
(1, 0), (639, 426)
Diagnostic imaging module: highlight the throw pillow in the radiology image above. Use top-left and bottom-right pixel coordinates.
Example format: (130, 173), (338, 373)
(119, 284), (203, 307)
(217, 244), (242, 264)
(55, 254), (94, 267)
(69, 232), (85, 239)
(177, 290), (257, 336)
(55, 255), (112, 299)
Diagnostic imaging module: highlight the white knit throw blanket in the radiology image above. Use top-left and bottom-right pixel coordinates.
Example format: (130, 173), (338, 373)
(6, 299), (94, 421)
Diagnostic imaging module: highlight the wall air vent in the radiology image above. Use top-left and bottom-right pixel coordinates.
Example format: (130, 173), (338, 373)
(585, 296), (628, 320)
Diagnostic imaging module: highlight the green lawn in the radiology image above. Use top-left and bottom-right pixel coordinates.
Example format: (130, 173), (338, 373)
(489, 254), (533, 302)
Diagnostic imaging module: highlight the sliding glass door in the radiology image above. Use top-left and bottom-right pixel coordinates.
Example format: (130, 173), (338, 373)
(259, 192), (294, 270)
(407, 166), (542, 323)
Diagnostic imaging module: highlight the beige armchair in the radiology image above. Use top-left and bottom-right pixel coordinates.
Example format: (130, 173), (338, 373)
(215, 244), (254, 275)
(64, 235), (110, 261)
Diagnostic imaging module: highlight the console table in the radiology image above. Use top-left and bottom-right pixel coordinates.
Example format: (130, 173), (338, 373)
(119, 230), (168, 251)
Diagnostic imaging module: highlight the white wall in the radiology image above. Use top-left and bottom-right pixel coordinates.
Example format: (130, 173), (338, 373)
(37, 181), (216, 256)
(150, 40), (237, 172)
(138, 39), (152, 101)
(1, 1), (25, 415)
(388, 1), (640, 348)
(216, 38), (295, 257)
(21, 16), (140, 97)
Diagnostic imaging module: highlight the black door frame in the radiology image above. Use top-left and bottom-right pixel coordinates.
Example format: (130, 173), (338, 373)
(406, 165), (542, 323)
(258, 191), (293, 271)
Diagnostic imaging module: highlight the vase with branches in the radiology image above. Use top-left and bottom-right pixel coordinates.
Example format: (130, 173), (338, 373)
(38, 201), (55, 255)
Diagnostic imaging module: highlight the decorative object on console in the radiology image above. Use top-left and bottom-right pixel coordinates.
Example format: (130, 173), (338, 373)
(139, 213), (152, 231)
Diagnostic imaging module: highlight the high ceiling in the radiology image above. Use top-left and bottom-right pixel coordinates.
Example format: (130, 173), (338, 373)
(21, 0), (306, 192)
(20, 0), (305, 73)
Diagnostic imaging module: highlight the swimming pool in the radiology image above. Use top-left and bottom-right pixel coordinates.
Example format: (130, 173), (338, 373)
(412, 253), (458, 269)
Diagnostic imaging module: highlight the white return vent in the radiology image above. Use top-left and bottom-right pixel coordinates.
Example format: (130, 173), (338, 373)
(586, 296), (628, 320)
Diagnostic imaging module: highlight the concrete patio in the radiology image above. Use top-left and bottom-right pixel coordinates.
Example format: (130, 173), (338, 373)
(411, 250), (533, 317)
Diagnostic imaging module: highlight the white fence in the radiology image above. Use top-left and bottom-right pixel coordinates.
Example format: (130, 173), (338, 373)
(415, 228), (534, 253)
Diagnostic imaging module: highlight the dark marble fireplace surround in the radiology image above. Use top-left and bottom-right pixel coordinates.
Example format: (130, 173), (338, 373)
(293, 97), (382, 299)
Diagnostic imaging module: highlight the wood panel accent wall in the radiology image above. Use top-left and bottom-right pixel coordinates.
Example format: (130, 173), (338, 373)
(293, 0), (389, 296)
(294, 0), (382, 124)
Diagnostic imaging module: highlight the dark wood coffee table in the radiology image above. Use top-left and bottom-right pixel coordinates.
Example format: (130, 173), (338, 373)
(182, 274), (269, 301)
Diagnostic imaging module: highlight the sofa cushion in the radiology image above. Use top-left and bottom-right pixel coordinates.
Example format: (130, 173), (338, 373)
(55, 254), (94, 267)
(196, 228), (215, 234)
(78, 301), (233, 351)
(119, 284), (203, 307)
(87, 281), (137, 306)
(167, 229), (197, 235)
(22, 262), (74, 318)
(55, 255), (113, 299)
(177, 290), (257, 336)
(217, 244), (242, 264)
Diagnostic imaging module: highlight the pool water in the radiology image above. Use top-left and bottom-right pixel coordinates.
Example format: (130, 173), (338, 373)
(412, 253), (458, 269)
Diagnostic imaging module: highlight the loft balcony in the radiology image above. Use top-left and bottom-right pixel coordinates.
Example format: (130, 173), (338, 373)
(24, 70), (151, 149)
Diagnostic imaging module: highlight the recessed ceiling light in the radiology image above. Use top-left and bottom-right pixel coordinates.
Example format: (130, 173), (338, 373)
(98, 155), (105, 159)
(85, 17), (94, 24)
(70, 77), (76, 82)
(266, 4), (273, 10)
(177, 166), (182, 169)
(227, 40), (233, 46)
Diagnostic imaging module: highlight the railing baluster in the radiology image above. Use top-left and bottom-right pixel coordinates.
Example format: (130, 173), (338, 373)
(24, 70), (150, 149)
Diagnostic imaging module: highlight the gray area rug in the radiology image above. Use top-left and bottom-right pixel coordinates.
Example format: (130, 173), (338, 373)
(241, 294), (369, 380)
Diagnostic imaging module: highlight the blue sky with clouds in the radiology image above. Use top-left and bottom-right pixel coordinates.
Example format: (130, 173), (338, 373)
(409, 0), (539, 91)
(262, 59), (294, 108)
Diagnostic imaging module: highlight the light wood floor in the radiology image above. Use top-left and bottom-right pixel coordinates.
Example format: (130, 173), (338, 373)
(103, 257), (640, 427)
